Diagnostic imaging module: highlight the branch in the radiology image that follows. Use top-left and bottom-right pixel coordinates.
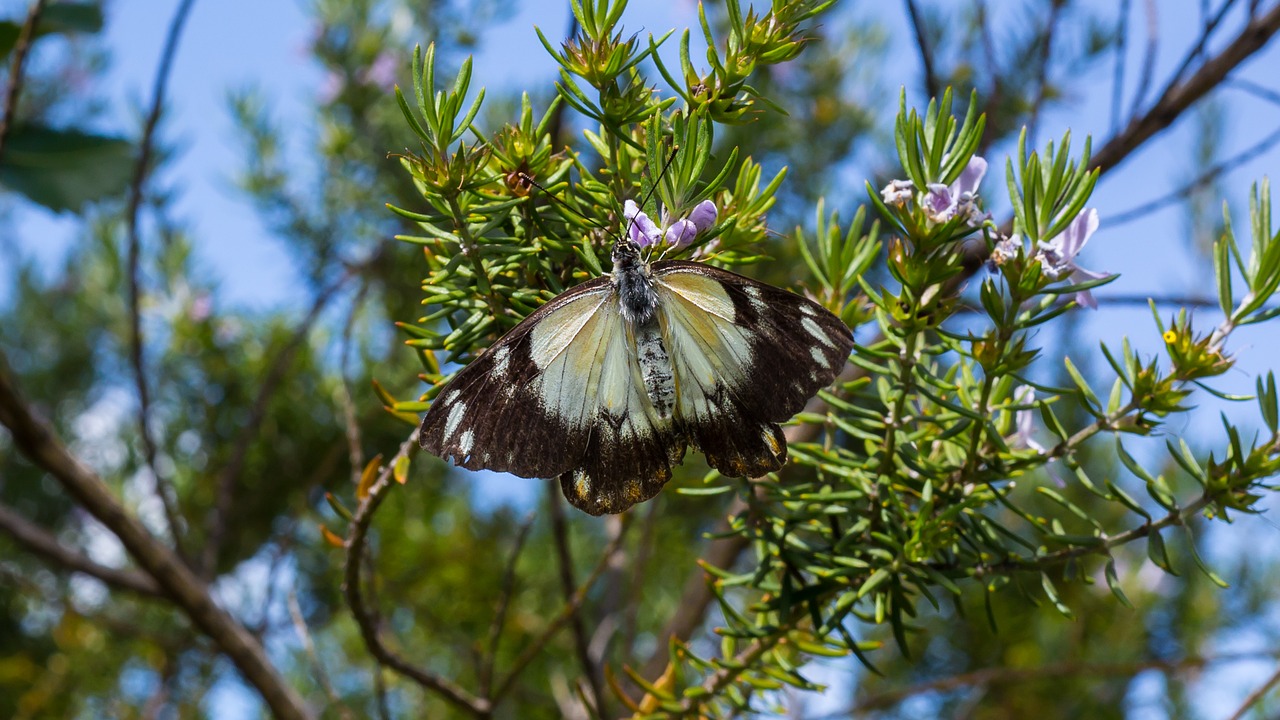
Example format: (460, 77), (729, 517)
(125, 0), (196, 559)
(1123, 0), (1160, 123)
(0, 358), (312, 719)
(479, 511), (536, 698)
(1107, 121), (1280, 227)
(202, 267), (357, 578)
(548, 484), (605, 717)
(490, 516), (630, 704)
(1092, 2), (1280, 174)
(341, 429), (490, 716)
(0, 0), (46, 166)
(903, 0), (939, 100)
(1025, 0), (1065, 147)
(0, 502), (162, 597)
(1227, 661), (1280, 720)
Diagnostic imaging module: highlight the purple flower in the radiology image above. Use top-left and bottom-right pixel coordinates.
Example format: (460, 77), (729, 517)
(880, 179), (914, 206)
(987, 234), (1022, 272)
(923, 156), (989, 226)
(1011, 385), (1046, 453)
(1034, 208), (1109, 310)
(624, 199), (717, 249)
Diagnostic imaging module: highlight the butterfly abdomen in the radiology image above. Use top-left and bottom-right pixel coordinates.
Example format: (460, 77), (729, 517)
(634, 321), (675, 419)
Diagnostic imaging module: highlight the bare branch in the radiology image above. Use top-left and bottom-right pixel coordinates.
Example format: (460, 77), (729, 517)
(1110, 0), (1131, 132)
(479, 511), (537, 698)
(1026, 0), (1065, 147)
(903, 0), (939, 100)
(202, 267), (357, 578)
(0, 359), (312, 720)
(1108, 122), (1280, 227)
(341, 429), (490, 716)
(1092, 2), (1280, 174)
(0, 0), (46, 165)
(548, 484), (605, 718)
(339, 280), (371, 487)
(491, 517), (630, 704)
(1124, 0), (1160, 123)
(288, 591), (353, 719)
(0, 502), (161, 597)
(1227, 660), (1280, 720)
(124, 0), (197, 556)
(1168, 0), (1242, 89)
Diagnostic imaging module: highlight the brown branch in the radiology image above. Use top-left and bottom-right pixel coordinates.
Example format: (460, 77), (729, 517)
(202, 268), (357, 578)
(1168, 0), (1243, 89)
(491, 518), (630, 704)
(1109, 121), (1280, 227)
(1227, 660), (1280, 720)
(479, 511), (537, 698)
(1092, 2), (1280, 175)
(548, 484), (605, 717)
(1110, 0), (1131, 132)
(849, 651), (1277, 714)
(341, 429), (490, 716)
(1026, 0), (1065, 147)
(1124, 0), (1160, 123)
(288, 591), (353, 719)
(0, 0), (46, 166)
(903, 0), (939, 100)
(0, 502), (162, 597)
(0, 359), (312, 719)
(125, 0), (196, 560)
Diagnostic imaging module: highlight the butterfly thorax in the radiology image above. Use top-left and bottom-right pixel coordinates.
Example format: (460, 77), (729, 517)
(612, 239), (659, 326)
(611, 240), (675, 419)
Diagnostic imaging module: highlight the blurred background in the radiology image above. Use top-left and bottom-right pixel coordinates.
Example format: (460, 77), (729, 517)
(3, 0), (1280, 717)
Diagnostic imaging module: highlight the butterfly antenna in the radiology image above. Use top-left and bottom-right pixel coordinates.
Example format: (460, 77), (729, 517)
(517, 144), (682, 250)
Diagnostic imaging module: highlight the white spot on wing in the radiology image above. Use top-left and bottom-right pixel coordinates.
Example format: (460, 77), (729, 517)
(802, 317), (837, 348)
(810, 346), (830, 369)
(745, 285), (766, 312)
(800, 303), (817, 316)
(444, 401), (467, 441)
(458, 429), (474, 454)
(492, 346), (511, 377)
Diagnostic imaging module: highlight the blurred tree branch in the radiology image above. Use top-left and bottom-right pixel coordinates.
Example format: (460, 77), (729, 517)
(0, 0), (46, 165)
(0, 359), (313, 720)
(0, 502), (162, 597)
(124, 0), (196, 557)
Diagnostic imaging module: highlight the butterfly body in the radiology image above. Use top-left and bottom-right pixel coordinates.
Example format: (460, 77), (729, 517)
(419, 237), (854, 515)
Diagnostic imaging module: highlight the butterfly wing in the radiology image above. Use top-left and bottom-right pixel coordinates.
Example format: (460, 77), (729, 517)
(419, 276), (685, 515)
(652, 260), (854, 478)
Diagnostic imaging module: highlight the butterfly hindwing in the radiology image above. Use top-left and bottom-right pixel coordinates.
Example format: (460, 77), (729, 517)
(652, 261), (854, 477)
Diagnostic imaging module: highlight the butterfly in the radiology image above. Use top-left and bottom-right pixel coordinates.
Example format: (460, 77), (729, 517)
(419, 199), (854, 515)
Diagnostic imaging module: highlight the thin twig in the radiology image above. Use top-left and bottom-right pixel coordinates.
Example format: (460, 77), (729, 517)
(1168, 0), (1241, 89)
(491, 517), (630, 703)
(125, 0), (197, 557)
(479, 511), (537, 698)
(288, 591), (353, 718)
(0, 356), (312, 720)
(621, 499), (661, 658)
(903, 0), (939, 100)
(1108, 121), (1280, 227)
(548, 484), (606, 718)
(0, 502), (162, 597)
(339, 279), (371, 487)
(202, 267), (358, 578)
(1026, 0), (1065, 148)
(1110, 0), (1131, 133)
(341, 429), (490, 716)
(0, 0), (47, 166)
(1226, 661), (1280, 720)
(1124, 0), (1160, 123)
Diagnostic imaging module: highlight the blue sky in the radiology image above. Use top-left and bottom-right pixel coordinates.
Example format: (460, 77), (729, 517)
(7, 0), (1280, 716)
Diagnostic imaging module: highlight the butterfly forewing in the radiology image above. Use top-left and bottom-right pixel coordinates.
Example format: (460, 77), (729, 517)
(652, 261), (854, 477)
(419, 278), (613, 479)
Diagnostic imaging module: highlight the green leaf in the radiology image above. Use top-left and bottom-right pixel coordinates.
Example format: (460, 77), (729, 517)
(0, 124), (134, 212)
(0, 3), (104, 58)
(1104, 559), (1133, 608)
